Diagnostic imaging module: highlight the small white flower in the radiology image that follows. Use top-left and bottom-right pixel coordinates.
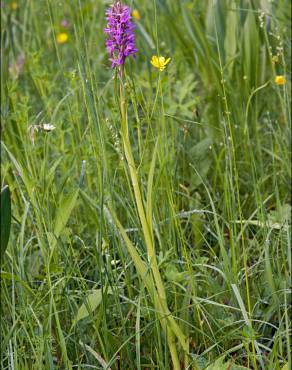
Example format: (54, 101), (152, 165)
(42, 123), (56, 132)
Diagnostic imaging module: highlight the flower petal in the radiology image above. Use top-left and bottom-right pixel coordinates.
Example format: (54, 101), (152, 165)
(151, 55), (158, 64)
(165, 58), (171, 65)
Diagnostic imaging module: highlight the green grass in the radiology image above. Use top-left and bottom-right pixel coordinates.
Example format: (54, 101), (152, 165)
(1, 0), (291, 369)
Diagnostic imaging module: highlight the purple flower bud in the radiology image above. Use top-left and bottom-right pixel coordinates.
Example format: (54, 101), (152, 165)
(104, 2), (138, 68)
(61, 19), (70, 28)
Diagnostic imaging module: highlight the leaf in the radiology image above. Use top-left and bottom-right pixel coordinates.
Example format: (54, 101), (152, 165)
(268, 204), (291, 224)
(44, 157), (63, 194)
(165, 264), (188, 283)
(243, 11), (259, 87)
(191, 213), (204, 248)
(242, 325), (259, 340)
(1, 186), (11, 264)
(233, 219), (288, 230)
(53, 189), (79, 238)
(230, 365), (250, 370)
(80, 341), (112, 369)
(1, 142), (33, 199)
(178, 75), (196, 104)
(224, 0), (237, 75)
(205, 356), (250, 370)
(72, 288), (112, 327)
(1, 271), (35, 296)
(189, 138), (213, 189)
(190, 157), (212, 189)
(191, 354), (208, 369)
(205, 0), (226, 51)
(232, 284), (265, 367)
(146, 140), (158, 239)
(190, 138), (212, 159)
(205, 356), (229, 370)
(105, 205), (188, 352)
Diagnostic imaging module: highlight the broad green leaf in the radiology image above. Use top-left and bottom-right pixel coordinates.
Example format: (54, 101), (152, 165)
(268, 204), (291, 224)
(205, 0), (226, 50)
(190, 158), (211, 189)
(190, 138), (212, 159)
(1, 186), (11, 264)
(189, 138), (212, 189)
(233, 219), (288, 230)
(165, 264), (188, 283)
(205, 356), (250, 370)
(44, 157), (63, 195)
(243, 11), (259, 87)
(80, 342), (111, 369)
(230, 365), (250, 370)
(191, 213), (204, 248)
(53, 189), (79, 238)
(242, 325), (259, 340)
(191, 354), (208, 369)
(205, 356), (229, 370)
(265, 238), (277, 299)
(1, 142), (33, 199)
(224, 0), (237, 75)
(73, 288), (112, 327)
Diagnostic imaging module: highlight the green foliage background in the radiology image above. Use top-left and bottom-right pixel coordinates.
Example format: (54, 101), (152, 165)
(1, 0), (291, 369)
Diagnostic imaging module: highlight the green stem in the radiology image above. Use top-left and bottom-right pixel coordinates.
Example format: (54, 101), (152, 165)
(118, 71), (187, 365)
(168, 331), (181, 370)
(119, 76), (166, 306)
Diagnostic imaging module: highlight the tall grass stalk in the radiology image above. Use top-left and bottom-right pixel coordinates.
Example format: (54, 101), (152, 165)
(116, 66), (189, 369)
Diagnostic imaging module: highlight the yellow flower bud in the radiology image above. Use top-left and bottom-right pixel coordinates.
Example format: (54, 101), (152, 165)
(132, 9), (141, 21)
(56, 33), (69, 44)
(275, 75), (286, 85)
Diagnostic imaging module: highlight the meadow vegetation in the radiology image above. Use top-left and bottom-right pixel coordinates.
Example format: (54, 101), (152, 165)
(1, 0), (291, 369)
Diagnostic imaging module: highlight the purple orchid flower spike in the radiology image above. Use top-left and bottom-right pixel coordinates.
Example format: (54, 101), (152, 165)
(104, 1), (138, 69)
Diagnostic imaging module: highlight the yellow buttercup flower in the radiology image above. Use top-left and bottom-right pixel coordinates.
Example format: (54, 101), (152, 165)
(56, 32), (68, 44)
(151, 56), (171, 71)
(11, 2), (18, 10)
(132, 9), (141, 21)
(275, 75), (286, 85)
